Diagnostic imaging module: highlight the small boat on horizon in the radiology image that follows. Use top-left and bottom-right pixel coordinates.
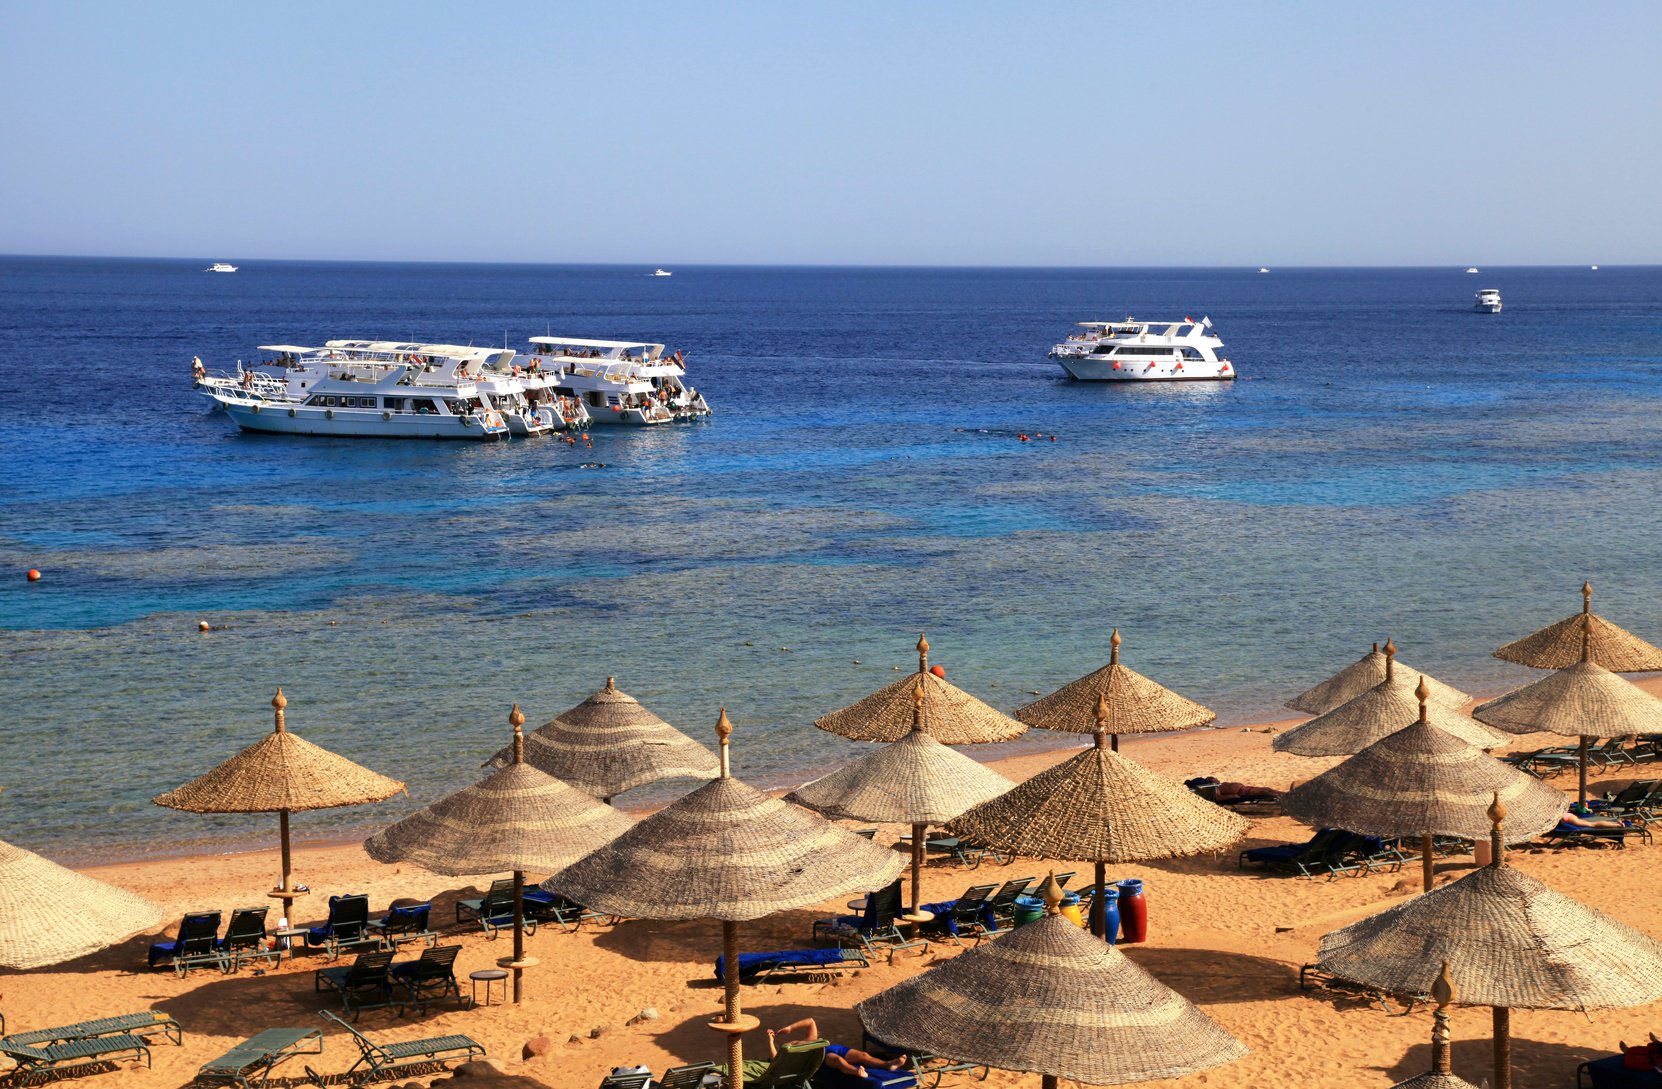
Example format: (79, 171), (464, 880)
(205, 262), (238, 273)
(1465, 267), (1480, 274)
(652, 268), (673, 277)
(1258, 267), (1270, 273)
(1048, 316), (1236, 382)
(1474, 288), (1502, 313)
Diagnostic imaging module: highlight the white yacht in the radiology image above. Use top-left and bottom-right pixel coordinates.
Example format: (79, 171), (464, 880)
(1465, 267), (1480, 274)
(652, 268), (673, 277)
(524, 337), (712, 425)
(1474, 289), (1503, 313)
(1048, 317), (1236, 382)
(196, 341), (589, 440)
(1258, 267), (1270, 273)
(205, 263), (238, 273)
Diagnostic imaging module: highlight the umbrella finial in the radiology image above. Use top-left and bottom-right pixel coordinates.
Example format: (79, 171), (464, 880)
(917, 632), (929, 671)
(715, 708), (733, 778)
(1038, 872), (1063, 915)
(272, 688), (288, 733)
(1582, 614), (1594, 663)
(912, 684), (925, 731)
(1430, 960), (1456, 1074)
(1415, 677), (1429, 723)
(1110, 627), (1121, 665)
(1383, 639), (1396, 681)
(605, 676), (617, 693)
(510, 704), (526, 765)
(1093, 692), (1110, 748)
(1583, 579), (1593, 613)
(1488, 790), (1507, 869)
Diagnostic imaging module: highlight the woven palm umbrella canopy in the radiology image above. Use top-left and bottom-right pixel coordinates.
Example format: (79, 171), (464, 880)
(857, 875), (1247, 1088)
(483, 678), (719, 801)
(1390, 963), (1481, 1089)
(1287, 640), (1470, 716)
(815, 634), (1027, 744)
(1016, 629), (1215, 751)
(153, 689), (405, 913)
(1316, 797), (1662, 1089)
(949, 696), (1250, 937)
(365, 705), (634, 1002)
(1281, 681), (1565, 891)
(786, 687), (1015, 921)
(0, 836), (165, 970)
(1493, 580), (1662, 672)
(546, 710), (904, 1083)
(1274, 644), (1508, 756)
(1475, 618), (1662, 803)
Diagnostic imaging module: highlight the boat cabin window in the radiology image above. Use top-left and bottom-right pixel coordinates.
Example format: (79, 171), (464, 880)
(1180, 347), (1205, 359)
(412, 398), (438, 415)
(383, 397), (405, 412)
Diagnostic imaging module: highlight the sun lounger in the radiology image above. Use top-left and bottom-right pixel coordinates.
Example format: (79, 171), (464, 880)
(526, 887), (610, 932)
(657, 1061), (717, 1089)
(919, 882), (997, 943)
(2, 1011), (181, 1049)
(314, 950), (397, 1020)
(148, 910), (223, 976)
(1577, 1053), (1662, 1089)
(811, 880), (927, 961)
(714, 946), (869, 984)
(1590, 780), (1662, 821)
(389, 945), (463, 1013)
(894, 834), (1009, 869)
(196, 1028), (324, 1089)
(1299, 963), (1428, 1015)
(217, 906), (277, 972)
(306, 894), (378, 960)
(1537, 821), (1653, 850)
(367, 900), (437, 950)
(320, 1010), (485, 1085)
(597, 1070), (653, 1089)
(862, 1029), (987, 1089)
(719, 1038), (827, 1089)
(1240, 829), (1375, 879)
(985, 877), (1035, 922)
(455, 879), (540, 939)
(0, 1035), (153, 1085)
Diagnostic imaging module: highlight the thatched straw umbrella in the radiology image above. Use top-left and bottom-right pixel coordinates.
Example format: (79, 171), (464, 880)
(1390, 962), (1481, 1089)
(1275, 643), (1508, 756)
(0, 835), (165, 970)
(1316, 796), (1662, 1089)
(816, 634), (1026, 744)
(547, 710), (903, 1082)
(857, 875), (1246, 1088)
(365, 705), (634, 1002)
(949, 696), (1249, 937)
(1287, 639), (1470, 716)
(1493, 580), (1662, 672)
(483, 678), (719, 802)
(1016, 628), (1214, 751)
(1475, 618), (1662, 804)
(154, 689), (405, 917)
(1281, 681), (1565, 891)
(786, 687), (1015, 922)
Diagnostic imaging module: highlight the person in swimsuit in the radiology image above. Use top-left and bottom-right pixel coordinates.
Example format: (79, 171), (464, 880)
(767, 1018), (908, 1081)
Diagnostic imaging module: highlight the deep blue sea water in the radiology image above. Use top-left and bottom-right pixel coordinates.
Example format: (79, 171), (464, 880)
(3, 257), (1661, 861)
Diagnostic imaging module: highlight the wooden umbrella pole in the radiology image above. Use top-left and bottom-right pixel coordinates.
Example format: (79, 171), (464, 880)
(279, 809), (292, 891)
(1091, 860), (1107, 938)
(723, 920), (743, 1081)
(1420, 833), (1434, 893)
(512, 870), (526, 1003)
(909, 822), (925, 917)
(1493, 1005), (1512, 1089)
(1578, 736), (1589, 805)
(1042, 1076), (1059, 1089)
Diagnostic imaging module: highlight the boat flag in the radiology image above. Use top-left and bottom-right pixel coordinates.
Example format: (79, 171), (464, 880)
(1202, 316), (1213, 329)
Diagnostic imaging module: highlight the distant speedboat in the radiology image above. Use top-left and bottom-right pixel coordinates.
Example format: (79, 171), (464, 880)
(1591, 265), (1600, 270)
(1258, 267), (1270, 273)
(652, 268), (673, 277)
(206, 262), (238, 273)
(1474, 289), (1502, 313)
(1465, 267), (1480, 274)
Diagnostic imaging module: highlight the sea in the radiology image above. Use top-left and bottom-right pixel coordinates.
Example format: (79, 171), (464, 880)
(3, 257), (1660, 863)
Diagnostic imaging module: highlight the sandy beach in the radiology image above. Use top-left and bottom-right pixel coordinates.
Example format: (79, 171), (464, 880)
(6, 688), (1661, 1089)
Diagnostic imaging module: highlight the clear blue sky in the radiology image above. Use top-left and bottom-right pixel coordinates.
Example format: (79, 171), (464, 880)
(2, 2), (1657, 265)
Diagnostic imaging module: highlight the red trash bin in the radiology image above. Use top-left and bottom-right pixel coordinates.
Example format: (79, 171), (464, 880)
(1116, 879), (1147, 943)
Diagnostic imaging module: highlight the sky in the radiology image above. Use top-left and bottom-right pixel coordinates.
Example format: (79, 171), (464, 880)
(1, 2), (1658, 266)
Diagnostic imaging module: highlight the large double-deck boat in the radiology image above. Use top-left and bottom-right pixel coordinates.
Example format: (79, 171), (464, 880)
(1047, 317), (1236, 381)
(205, 262), (238, 273)
(196, 341), (589, 439)
(1474, 288), (1502, 313)
(524, 337), (713, 425)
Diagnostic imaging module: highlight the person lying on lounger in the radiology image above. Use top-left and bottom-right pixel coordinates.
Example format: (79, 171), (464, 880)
(1561, 806), (1630, 829)
(768, 1017), (908, 1080)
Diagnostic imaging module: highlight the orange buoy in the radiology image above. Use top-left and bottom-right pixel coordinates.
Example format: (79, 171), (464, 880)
(929, 664), (946, 678)
(26, 568), (41, 582)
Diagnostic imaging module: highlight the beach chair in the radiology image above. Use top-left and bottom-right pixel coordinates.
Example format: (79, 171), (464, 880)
(1299, 963), (1428, 1016)
(1590, 779), (1662, 820)
(367, 900), (437, 950)
(1576, 1053), (1662, 1089)
(1537, 820), (1653, 850)
(455, 879), (540, 939)
(1586, 738), (1640, 769)
(147, 910), (223, 976)
(919, 882), (997, 944)
(658, 1061), (717, 1089)
(0, 1035), (153, 1085)
(195, 1028), (324, 1089)
(811, 880), (926, 961)
(985, 877), (1036, 923)
(597, 1070), (653, 1089)
(852, 828), (878, 840)
(1239, 828), (1352, 876)
(896, 834), (1009, 869)
(319, 1010), (485, 1084)
(1, 1011), (182, 1049)
(217, 906), (277, 972)
(862, 1029), (987, 1089)
(714, 946), (869, 985)
(313, 949), (397, 1020)
(526, 887), (608, 932)
(721, 1039), (827, 1089)
(306, 893), (378, 959)
(390, 944), (463, 1013)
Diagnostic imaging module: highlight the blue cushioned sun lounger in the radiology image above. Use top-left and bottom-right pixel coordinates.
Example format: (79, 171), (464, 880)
(713, 947), (869, 984)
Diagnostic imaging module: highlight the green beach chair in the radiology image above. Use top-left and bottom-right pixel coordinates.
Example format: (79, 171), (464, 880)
(719, 1039), (827, 1088)
(1, 1010), (181, 1049)
(0, 1035), (153, 1086)
(320, 1009), (485, 1084)
(194, 1027), (324, 1089)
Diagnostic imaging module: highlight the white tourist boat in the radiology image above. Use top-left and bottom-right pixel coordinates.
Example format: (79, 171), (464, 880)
(195, 341), (589, 440)
(205, 262), (238, 273)
(1474, 288), (1503, 313)
(652, 268), (673, 277)
(1465, 267), (1480, 274)
(524, 337), (712, 425)
(1047, 317), (1236, 382)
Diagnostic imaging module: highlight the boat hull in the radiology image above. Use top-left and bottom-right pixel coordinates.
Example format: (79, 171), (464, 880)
(223, 403), (508, 439)
(1058, 358), (1236, 382)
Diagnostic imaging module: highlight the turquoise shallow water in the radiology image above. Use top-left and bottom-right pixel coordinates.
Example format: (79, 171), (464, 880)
(2, 259), (1661, 862)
